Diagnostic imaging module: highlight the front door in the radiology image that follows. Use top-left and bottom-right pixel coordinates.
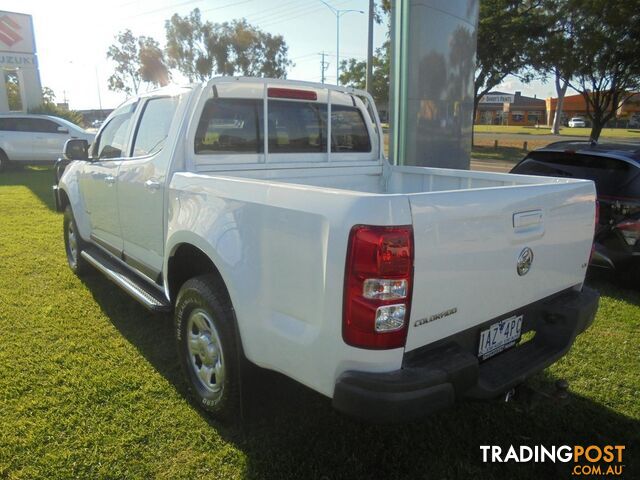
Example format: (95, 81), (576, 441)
(79, 101), (137, 256)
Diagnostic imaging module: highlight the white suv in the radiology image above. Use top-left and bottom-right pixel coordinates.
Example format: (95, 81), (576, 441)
(0, 114), (94, 170)
(568, 117), (587, 128)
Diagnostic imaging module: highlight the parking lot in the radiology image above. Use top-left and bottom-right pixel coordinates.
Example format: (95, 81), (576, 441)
(0, 167), (638, 479)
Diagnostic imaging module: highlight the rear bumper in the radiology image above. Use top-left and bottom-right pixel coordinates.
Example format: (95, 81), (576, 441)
(332, 287), (599, 423)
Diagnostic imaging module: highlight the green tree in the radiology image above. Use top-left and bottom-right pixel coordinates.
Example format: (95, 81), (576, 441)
(565, 0), (640, 141)
(474, 0), (547, 123)
(339, 41), (390, 109)
(340, 1), (545, 127)
(526, 0), (577, 133)
(339, 2), (390, 110)
(165, 9), (292, 81)
(42, 86), (56, 104)
(107, 29), (170, 95)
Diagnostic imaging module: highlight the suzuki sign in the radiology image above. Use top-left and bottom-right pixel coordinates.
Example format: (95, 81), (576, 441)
(0, 11), (36, 54)
(0, 10), (41, 112)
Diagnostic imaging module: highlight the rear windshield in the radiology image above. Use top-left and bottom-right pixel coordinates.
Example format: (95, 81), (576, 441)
(195, 99), (263, 154)
(195, 98), (371, 155)
(514, 151), (640, 197)
(331, 105), (371, 152)
(268, 100), (327, 153)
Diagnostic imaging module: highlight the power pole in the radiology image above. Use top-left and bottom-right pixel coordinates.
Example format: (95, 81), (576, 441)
(320, 51), (330, 84)
(366, 0), (374, 94)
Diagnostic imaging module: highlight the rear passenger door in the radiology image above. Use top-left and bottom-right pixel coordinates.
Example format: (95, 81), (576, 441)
(117, 95), (181, 282)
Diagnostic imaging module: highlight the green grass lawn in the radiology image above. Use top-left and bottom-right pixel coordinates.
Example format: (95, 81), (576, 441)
(1, 168), (638, 479)
(471, 145), (529, 164)
(474, 124), (640, 139)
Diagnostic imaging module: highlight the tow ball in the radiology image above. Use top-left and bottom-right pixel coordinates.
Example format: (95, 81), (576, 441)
(504, 379), (570, 408)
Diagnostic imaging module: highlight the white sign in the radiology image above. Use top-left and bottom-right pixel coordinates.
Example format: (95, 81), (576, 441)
(0, 11), (36, 54)
(0, 52), (37, 68)
(480, 94), (514, 104)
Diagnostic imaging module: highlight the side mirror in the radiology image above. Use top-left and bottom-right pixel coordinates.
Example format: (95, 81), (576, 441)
(57, 126), (69, 134)
(64, 138), (89, 161)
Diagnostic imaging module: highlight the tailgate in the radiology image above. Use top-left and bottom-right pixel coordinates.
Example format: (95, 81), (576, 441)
(405, 180), (596, 352)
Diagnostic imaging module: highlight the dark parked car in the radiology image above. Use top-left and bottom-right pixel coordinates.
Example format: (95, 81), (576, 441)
(511, 141), (640, 274)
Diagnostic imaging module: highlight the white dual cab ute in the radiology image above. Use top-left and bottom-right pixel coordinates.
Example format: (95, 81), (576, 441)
(53, 78), (599, 423)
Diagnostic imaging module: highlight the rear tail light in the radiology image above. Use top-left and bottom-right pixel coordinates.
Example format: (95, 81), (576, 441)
(343, 225), (414, 349)
(616, 219), (640, 246)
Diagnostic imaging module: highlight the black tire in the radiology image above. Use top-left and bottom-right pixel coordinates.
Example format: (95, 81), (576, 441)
(175, 274), (241, 421)
(63, 205), (90, 276)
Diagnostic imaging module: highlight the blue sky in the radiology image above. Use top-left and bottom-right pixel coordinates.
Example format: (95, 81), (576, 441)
(2, 0), (556, 109)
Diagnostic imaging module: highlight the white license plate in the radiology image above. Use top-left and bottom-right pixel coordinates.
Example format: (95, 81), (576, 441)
(478, 315), (523, 360)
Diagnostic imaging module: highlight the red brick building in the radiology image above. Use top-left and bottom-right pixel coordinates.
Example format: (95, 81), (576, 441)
(545, 92), (640, 127)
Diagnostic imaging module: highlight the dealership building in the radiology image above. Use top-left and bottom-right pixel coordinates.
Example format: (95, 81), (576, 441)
(475, 91), (546, 126)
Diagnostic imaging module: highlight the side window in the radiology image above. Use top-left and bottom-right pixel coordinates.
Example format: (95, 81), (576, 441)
(131, 96), (179, 157)
(268, 100), (327, 153)
(195, 98), (263, 154)
(0, 118), (17, 131)
(18, 118), (58, 132)
(93, 103), (137, 160)
(32, 119), (61, 133)
(14, 118), (38, 132)
(331, 105), (371, 153)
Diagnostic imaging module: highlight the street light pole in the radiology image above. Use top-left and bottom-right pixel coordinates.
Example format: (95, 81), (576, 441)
(320, 1), (364, 85)
(336, 12), (340, 84)
(366, 0), (374, 93)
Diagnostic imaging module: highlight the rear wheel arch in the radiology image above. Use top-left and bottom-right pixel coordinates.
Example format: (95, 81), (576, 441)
(167, 243), (232, 307)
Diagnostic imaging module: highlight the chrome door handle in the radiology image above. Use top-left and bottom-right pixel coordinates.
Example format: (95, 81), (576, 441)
(104, 175), (116, 185)
(145, 179), (161, 190)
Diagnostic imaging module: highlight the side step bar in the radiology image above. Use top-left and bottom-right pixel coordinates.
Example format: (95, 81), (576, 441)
(81, 249), (171, 312)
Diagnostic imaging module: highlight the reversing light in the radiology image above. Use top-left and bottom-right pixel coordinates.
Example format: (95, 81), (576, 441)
(375, 304), (407, 332)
